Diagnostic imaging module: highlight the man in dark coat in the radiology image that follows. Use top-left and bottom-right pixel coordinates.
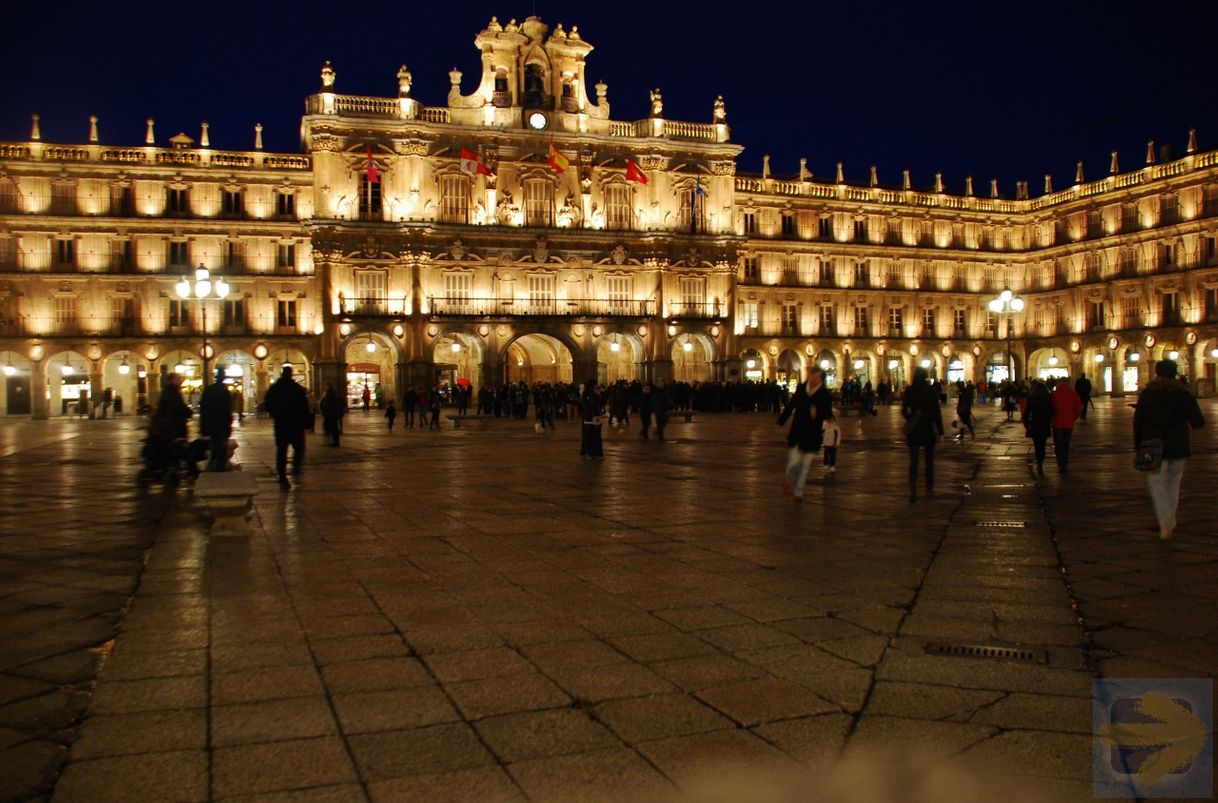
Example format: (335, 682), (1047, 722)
(199, 367), (233, 471)
(1074, 374), (1093, 420)
(902, 367), (945, 501)
(264, 366), (311, 488)
(651, 379), (673, 442)
(777, 365), (834, 501)
(1133, 360), (1205, 539)
(319, 382), (345, 447)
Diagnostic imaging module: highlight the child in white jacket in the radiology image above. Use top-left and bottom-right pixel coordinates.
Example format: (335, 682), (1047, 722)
(822, 415), (841, 474)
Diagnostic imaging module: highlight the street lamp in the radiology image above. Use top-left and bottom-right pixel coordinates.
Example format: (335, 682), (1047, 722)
(176, 264), (229, 386)
(988, 289), (1024, 382)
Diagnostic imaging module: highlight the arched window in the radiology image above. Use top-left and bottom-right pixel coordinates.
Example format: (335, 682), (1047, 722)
(523, 64), (546, 108)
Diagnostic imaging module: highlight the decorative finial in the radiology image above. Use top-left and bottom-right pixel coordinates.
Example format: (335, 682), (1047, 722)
(569, 25), (580, 40)
(449, 67), (463, 87)
(649, 88), (663, 118)
(88, 115), (98, 143)
(1044, 174), (1052, 194)
(1016, 181), (1028, 200)
(200, 121), (210, 147)
(397, 65), (412, 97)
(145, 118), (155, 145)
(1145, 140), (1155, 165)
(835, 162), (844, 183)
(713, 96), (726, 124)
(1075, 161), (1084, 183)
(902, 169), (910, 190)
(869, 165), (878, 187)
(595, 80), (608, 100)
(990, 179), (999, 198)
(321, 60), (335, 89)
(488, 16), (502, 31)
(965, 176), (974, 196)
(1187, 128), (1197, 154)
(30, 114), (41, 141)
(1109, 150), (1119, 174)
(934, 172), (943, 193)
(762, 154), (771, 179)
(799, 158), (808, 182)
(254, 123), (263, 150)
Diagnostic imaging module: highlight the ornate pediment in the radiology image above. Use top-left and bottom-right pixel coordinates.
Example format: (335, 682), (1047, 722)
(595, 244), (643, 267)
(432, 238), (483, 262)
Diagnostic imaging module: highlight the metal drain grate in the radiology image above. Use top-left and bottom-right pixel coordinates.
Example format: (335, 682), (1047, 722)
(925, 642), (1046, 663)
(974, 520), (1027, 528)
(978, 483), (1026, 489)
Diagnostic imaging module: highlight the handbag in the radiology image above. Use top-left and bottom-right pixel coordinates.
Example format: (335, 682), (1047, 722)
(1134, 438), (1163, 472)
(901, 411), (921, 437)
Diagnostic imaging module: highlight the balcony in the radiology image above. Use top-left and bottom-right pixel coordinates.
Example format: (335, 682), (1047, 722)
(428, 297), (660, 319)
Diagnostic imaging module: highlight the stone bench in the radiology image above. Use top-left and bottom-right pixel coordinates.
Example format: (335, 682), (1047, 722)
(445, 414), (492, 429)
(679, 411), (697, 423)
(836, 404), (866, 417)
(194, 471), (259, 534)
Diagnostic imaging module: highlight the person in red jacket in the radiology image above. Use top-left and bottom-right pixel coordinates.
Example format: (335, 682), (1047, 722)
(1049, 378), (1084, 473)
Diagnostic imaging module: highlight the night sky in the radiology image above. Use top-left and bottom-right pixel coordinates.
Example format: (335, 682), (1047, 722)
(4, 0), (1216, 195)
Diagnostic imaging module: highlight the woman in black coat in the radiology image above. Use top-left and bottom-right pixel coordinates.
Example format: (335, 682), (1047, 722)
(1133, 359), (1205, 539)
(902, 367), (945, 501)
(579, 382), (604, 458)
(777, 366), (834, 500)
(1022, 381), (1053, 475)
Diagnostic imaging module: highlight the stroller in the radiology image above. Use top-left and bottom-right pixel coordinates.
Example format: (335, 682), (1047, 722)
(137, 436), (206, 487)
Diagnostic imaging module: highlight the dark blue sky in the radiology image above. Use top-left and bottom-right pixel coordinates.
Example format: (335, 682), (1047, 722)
(4, 0), (1215, 194)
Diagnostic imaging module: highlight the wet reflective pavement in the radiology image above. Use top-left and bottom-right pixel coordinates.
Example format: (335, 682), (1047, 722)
(2, 398), (1214, 802)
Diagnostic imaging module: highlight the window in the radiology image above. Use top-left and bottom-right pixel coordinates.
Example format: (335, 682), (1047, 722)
(1161, 292), (1179, 325)
(52, 182), (76, 215)
(1206, 288), (1218, 321)
(527, 274), (555, 311)
(853, 261), (868, 288)
(276, 244), (296, 271)
(1206, 236), (1218, 265)
(0, 180), (17, 213)
(1162, 243), (1177, 268)
(1087, 301), (1106, 331)
(222, 189), (243, 217)
(781, 302), (798, 332)
(1118, 248), (1136, 275)
(277, 299), (298, 328)
(780, 213), (796, 237)
(225, 240), (245, 270)
(55, 239), (75, 266)
(54, 296), (77, 325)
(354, 271), (387, 314)
(888, 307), (904, 337)
(819, 259), (835, 286)
(986, 311), (998, 336)
(854, 218), (867, 241)
(922, 307), (936, 335)
(742, 256), (759, 282)
(439, 175), (470, 224)
(743, 210), (757, 234)
(110, 240), (132, 272)
(358, 176), (382, 219)
(954, 308), (967, 336)
(678, 187), (705, 233)
(1122, 203), (1139, 231)
(167, 298), (186, 328)
(605, 185), (632, 230)
(854, 305), (869, 335)
(819, 304), (835, 335)
(110, 297), (135, 332)
(275, 192), (295, 218)
(443, 271), (472, 313)
(679, 277), (705, 315)
(606, 276), (632, 313)
(168, 241), (188, 267)
(741, 300), (759, 329)
(1121, 296), (1141, 327)
(167, 188), (188, 216)
(524, 180), (552, 227)
(817, 216), (832, 239)
(886, 261), (903, 288)
(222, 298), (244, 326)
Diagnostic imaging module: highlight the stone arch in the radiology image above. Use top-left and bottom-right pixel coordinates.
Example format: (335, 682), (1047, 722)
(671, 331), (716, 382)
(595, 330), (644, 384)
(813, 348), (839, 388)
(341, 332), (394, 408)
(44, 349), (92, 416)
(847, 349), (879, 388)
(1026, 347), (1070, 381)
(739, 347), (768, 382)
(775, 348), (803, 389)
(504, 332), (574, 385)
(433, 331), (485, 394)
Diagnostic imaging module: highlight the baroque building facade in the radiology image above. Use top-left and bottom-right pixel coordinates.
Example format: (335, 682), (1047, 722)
(2, 15), (1217, 417)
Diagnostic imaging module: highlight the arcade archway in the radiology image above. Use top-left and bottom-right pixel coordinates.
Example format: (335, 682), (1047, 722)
(775, 348), (802, 390)
(506, 333), (574, 385)
(343, 334), (394, 408)
(433, 332), (484, 393)
(672, 332), (716, 382)
(596, 332), (643, 384)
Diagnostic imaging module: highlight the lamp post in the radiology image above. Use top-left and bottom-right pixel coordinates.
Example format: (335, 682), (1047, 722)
(988, 288), (1024, 382)
(176, 265), (229, 386)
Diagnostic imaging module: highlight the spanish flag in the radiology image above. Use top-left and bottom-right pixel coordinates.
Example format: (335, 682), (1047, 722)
(547, 143), (570, 174)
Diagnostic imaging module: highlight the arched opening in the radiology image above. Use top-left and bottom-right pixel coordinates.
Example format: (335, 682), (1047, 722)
(45, 350), (92, 416)
(1121, 347), (1147, 393)
(1199, 338), (1218, 397)
(814, 349), (838, 389)
(848, 353), (874, 388)
(211, 350), (258, 418)
(1030, 347), (1069, 382)
(156, 349), (205, 407)
(671, 332), (715, 382)
(986, 350), (1011, 385)
(522, 63), (547, 108)
(885, 355), (907, 392)
(946, 353), (967, 384)
(596, 332), (642, 384)
(506, 333), (573, 385)
(99, 350), (149, 417)
(433, 332), (483, 395)
(343, 334), (392, 409)
(0, 350), (34, 416)
(740, 348), (766, 383)
(776, 349), (803, 391)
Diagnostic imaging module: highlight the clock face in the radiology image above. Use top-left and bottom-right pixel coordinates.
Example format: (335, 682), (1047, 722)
(527, 112), (547, 130)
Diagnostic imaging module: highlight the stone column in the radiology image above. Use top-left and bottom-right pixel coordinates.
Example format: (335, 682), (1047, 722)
(31, 359), (49, 420)
(90, 368), (104, 419)
(312, 360), (344, 400)
(255, 367), (270, 405)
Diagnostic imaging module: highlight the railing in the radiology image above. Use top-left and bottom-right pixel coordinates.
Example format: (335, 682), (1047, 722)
(334, 95), (400, 116)
(419, 107), (450, 124)
(428, 297), (658, 318)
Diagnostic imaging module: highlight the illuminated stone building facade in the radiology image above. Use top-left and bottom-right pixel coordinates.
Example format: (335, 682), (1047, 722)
(2, 15), (1217, 417)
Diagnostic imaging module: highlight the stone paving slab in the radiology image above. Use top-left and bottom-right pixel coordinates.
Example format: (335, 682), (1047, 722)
(1, 398), (1213, 801)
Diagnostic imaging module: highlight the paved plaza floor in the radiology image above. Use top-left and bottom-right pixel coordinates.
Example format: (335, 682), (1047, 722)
(1, 397), (1214, 802)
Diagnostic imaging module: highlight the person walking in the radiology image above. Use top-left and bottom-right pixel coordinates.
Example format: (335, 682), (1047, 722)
(1022, 380), (1053, 476)
(777, 365), (834, 501)
(902, 366), (944, 502)
(638, 383), (654, 441)
(199, 367), (233, 471)
(1133, 359), (1205, 540)
(954, 381), (976, 441)
(319, 382), (344, 446)
(402, 386), (416, 428)
(651, 379), (673, 442)
(1050, 378), (1083, 473)
(821, 414), (841, 476)
(264, 366), (311, 488)
(385, 400), (397, 432)
(361, 384), (371, 412)
(579, 382), (604, 458)
(1074, 374), (1093, 421)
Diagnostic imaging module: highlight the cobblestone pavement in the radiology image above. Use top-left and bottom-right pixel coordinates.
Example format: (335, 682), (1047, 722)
(1, 397), (1214, 802)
